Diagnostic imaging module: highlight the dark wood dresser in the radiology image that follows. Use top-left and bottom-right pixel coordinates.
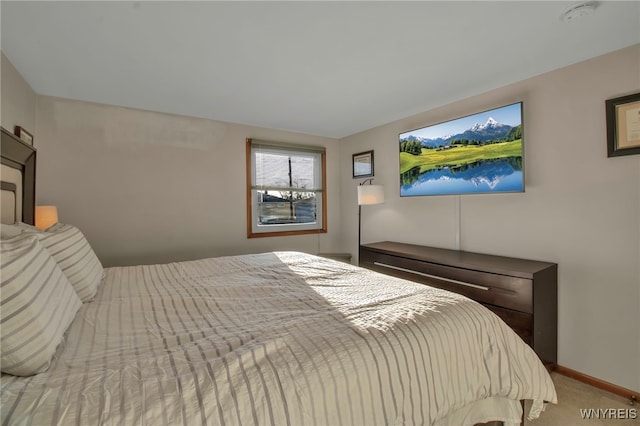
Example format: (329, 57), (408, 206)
(359, 241), (557, 366)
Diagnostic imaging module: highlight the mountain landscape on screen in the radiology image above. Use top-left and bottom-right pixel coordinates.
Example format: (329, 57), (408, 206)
(401, 117), (518, 148)
(399, 102), (524, 196)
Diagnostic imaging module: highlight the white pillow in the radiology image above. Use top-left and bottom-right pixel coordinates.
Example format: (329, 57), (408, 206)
(0, 222), (39, 239)
(0, 224), (23, 239)
(0, 234), (82, 376)
(36, 224), (104, 302)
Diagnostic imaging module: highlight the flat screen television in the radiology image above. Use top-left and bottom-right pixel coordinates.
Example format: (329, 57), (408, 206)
(399, 102), (524, 196)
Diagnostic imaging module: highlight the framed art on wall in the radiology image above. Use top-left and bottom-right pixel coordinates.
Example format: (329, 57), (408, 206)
(606, 92), (640, 157)
(353, 150), (374, 178)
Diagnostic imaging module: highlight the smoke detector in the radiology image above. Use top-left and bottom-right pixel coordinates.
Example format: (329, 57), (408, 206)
(561, 2), (598, 23)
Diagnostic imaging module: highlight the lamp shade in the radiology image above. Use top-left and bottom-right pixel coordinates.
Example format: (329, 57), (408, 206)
(357, 185), (385, 205)
(35, 206), (59, 230)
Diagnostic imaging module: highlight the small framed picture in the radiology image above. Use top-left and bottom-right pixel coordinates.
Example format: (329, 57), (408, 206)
(353, 150), (374, 178)
(14, 126), (34, 146)
(606, 92), (640, 157)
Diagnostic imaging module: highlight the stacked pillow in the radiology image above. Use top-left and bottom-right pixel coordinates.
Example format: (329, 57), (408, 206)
(0, 222), (104, 301)
(0, 221), (39, 238)
(36, 224), (104, 302)
(0, 222), (104, 376)
(0, 234), (82, 376)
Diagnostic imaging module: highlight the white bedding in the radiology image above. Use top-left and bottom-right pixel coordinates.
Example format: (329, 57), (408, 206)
(1, 251), (556, 425)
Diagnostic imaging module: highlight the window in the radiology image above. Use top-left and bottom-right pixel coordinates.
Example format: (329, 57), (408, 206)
(246, 139), (327, 238)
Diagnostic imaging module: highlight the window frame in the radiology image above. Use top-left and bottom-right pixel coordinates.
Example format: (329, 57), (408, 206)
(246, 138), (327, 238)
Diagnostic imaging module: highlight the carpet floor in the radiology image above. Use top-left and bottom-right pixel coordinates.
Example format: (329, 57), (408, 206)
(524, 373), (638, 425)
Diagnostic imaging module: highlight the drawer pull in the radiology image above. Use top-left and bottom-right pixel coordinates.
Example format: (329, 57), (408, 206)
(373, 262), (490, 291)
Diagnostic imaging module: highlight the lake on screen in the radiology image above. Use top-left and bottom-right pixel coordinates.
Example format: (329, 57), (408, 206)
(400, 157), (523, 196)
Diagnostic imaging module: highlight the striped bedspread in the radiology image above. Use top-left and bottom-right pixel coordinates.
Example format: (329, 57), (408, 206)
(1, 252), (556, 425)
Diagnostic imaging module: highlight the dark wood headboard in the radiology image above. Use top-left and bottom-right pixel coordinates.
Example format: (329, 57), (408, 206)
(1, 127), (36, 224)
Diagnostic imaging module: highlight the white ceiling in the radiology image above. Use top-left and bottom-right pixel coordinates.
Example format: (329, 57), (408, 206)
(1, 1), (639, 139)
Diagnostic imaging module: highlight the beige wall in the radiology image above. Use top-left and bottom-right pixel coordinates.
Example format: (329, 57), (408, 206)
(36, 97), (342, 266)
(339, 44), (640, 392)
(1, 52), (36, 138)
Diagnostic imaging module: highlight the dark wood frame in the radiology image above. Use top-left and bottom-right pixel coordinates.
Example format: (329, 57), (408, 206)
(245, 138), (327, 238)
(606, 92), (640, 157)
(1, 127), (37, 224)
(352, 150), (374, 178)
(14, 125), (34, 146)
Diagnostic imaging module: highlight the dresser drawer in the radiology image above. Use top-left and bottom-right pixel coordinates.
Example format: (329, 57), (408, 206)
(360, 250), (533, 314)
(484, 304), (533, 345)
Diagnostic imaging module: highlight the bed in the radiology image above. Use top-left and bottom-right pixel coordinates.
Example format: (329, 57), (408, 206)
(0, 130), (556, 425)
